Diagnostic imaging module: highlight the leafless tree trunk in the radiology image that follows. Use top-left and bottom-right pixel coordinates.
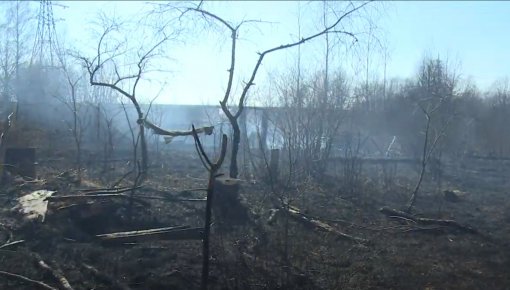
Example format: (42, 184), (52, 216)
(0, 111), (14, 182)
(191, 126), (228, 290)
(120, 101), (139, 175)
(97, 103), (121, 183)
(407, 102), (451, 213)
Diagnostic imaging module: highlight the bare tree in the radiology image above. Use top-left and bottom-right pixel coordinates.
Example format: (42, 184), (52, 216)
(78, 17), (171, 182)
(0, 1), (33, 104)
(478, 78), (510, 157)
(166, 1), (371, 178)
(98, 104), (121, 182)
(407, 100), (451, 213)
(54, 64), (87, 182)
(271, 69), (349, 184)
(406, 57), (457, 212)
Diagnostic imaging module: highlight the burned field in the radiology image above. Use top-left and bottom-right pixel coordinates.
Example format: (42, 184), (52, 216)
(1, 1), (510, 289)
(0, 141), (509, 290)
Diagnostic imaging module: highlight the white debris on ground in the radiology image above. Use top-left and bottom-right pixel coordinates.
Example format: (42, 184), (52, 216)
(11, 190), (55, 222)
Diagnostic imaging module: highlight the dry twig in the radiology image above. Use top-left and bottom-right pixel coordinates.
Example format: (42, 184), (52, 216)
(0, 270), (57, 290)
(0, 240), (25, 249)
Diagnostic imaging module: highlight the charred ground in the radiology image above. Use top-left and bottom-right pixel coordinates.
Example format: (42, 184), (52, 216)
(0, 143), (509, 290)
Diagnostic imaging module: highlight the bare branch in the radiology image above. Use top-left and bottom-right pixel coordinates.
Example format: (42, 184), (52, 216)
(182, 7), (238, 117)
(174, 1), (370, 178)
(186, 7), (235, 31)
(0, 270), (58, 290)
(235, 1), (371, 118)
(192, 124), (213, 169)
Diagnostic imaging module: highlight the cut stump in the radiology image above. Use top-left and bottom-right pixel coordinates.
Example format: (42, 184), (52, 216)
(213, 176), (249, 227)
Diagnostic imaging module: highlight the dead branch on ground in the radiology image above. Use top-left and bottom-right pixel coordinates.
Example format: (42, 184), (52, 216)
(0, 270), (57, 290)
(47, 192), (145, 203)
(269, 205), (367, 244)
(380, 207), (478, 234)
(110, 169), (134, 188)
(77, 186), (142, 195)
(0, 239), (25, 249)
(96, 226), (203, 243)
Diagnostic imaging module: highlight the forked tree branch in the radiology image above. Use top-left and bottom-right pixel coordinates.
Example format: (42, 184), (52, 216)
(191, 125), (228, 290)
(181, 1), (370, 120)
(235, 1), (371, 118)
(177, 1), (370, 178)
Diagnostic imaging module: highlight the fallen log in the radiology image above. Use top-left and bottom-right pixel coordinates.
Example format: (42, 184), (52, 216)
(379, 207), (478, 234)
(273, 205), (367, 244)
(77, 186), (142, 195)
(48, 194), (128, 200)
(47, 193), (151, 207)
(132, 195), (207, 202)
(144, 186), (208, 195)
(96, 226), (204, 243)
(97, 225), (189, 239)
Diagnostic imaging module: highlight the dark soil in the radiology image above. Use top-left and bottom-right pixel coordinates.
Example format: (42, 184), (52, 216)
(1, 148), (509, 290)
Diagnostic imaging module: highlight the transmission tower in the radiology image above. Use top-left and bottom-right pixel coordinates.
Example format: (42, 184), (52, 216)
(30, 0), (64, 69)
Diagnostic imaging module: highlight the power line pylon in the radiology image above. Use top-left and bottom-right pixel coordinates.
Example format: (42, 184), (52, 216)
(30, 0), (65, 69)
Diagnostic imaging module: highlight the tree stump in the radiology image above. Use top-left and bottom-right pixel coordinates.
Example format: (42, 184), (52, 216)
(213, 176), (249, 227)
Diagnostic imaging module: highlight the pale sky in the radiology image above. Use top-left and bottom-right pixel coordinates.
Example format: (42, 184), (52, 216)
(46, 1), (510, 104)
